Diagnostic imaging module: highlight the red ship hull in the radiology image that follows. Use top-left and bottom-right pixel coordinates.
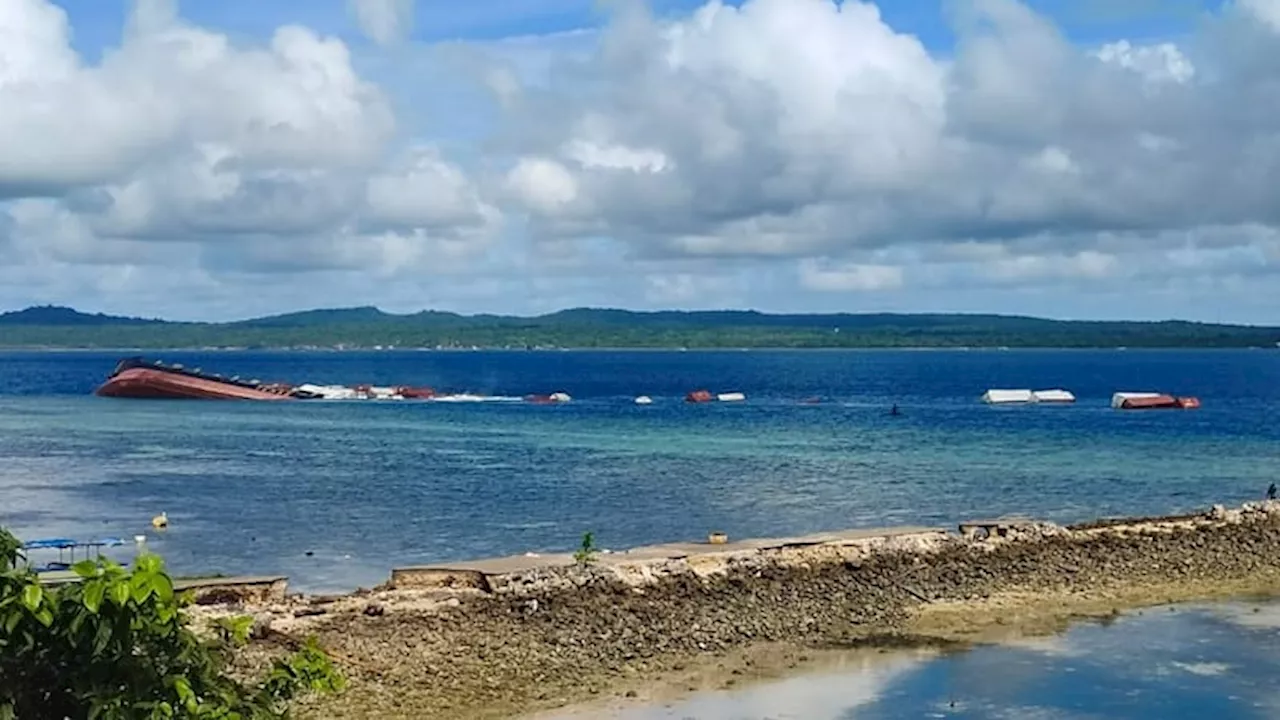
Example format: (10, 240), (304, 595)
(1119, 394), (1201, 410)
(95, 367), (294, 401)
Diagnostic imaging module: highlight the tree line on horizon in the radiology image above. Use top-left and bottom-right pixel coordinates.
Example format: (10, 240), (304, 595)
(0, 305), (1276, 349)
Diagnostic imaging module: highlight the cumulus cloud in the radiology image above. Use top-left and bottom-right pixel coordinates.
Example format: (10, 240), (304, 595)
(0, 0), (495, 293)
(348, 0), (414, 46)
(482, 0), (1280, 315)
(799, 260), (905, 292)
(363, 147), (499, 234)
(6, 0), (1280, 320)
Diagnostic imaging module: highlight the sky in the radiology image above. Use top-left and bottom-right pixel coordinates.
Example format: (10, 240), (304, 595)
(3, 0), (1280, 323)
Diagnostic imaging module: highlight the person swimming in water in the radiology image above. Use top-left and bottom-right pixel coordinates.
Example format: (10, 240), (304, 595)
(890, 403), (901, 416)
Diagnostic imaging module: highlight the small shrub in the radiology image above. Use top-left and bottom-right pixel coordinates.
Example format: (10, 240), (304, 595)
(573, 531), (599, 566)
(0, 527), (342, 719)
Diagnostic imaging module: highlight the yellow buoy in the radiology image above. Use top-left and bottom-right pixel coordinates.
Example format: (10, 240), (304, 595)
(151, 512), (169, 530)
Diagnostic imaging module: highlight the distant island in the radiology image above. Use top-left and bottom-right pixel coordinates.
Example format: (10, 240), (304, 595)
(0, 305), (1277, 350)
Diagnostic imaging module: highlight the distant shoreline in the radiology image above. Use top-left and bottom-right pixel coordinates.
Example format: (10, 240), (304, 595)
(1, 345), (1275, 353)
(3, 305), (1277, 351)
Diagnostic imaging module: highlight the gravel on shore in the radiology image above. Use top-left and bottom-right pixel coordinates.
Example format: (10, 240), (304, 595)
(207, 501), (1280, 719)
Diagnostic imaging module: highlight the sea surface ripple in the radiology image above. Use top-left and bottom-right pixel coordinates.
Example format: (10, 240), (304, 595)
(0, 349), (1276, 592)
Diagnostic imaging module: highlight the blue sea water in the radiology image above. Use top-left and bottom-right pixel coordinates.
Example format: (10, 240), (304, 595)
(563, 600), (1280, 719)
(0, 349), (1278, 592)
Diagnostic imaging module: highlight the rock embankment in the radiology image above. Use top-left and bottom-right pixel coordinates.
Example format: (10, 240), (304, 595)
(219, 502), (1280, 719)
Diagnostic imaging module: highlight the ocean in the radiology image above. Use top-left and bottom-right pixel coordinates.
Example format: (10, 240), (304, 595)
(1, 349), (1278, 592)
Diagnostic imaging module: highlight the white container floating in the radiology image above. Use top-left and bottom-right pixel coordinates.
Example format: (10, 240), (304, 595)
(716, 392), (746, 402)
(634, 395), (653, 405)
(1111, 392), (1161, 409)
(982, 389), (1035, 404)
(1031, 389), (1075, 403)
(294, 384), (359, 400)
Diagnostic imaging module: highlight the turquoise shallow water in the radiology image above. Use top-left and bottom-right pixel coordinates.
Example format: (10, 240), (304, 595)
(563, 600), (1280, 719)
(1, 349), (1277, 591)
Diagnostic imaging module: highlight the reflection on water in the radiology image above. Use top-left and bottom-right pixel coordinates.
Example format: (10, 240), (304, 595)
(560, 601), (1280, 719)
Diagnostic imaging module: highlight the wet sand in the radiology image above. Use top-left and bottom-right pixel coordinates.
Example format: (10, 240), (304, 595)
(204, 501), (1280, 719)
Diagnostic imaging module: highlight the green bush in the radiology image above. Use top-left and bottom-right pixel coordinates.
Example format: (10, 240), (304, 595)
(0, 528), (342, 719)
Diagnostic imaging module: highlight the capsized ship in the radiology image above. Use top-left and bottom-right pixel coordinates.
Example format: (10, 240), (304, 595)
(95, 358), (299, 400)
(94, 357), (564, 403)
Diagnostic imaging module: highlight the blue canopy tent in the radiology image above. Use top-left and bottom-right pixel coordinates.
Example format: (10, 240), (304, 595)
(23, 537), (127, 572)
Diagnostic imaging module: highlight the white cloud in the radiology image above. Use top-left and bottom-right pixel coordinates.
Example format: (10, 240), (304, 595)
(364, 147), (499, 233)
(348, 0), (414, 46)
(563, 140), (671, 173)
(1241, 0), (1280, 32)
(0, 1), (396, 195)
(985, 250), (1119, 283)
(458, 0), (1280, 317)
(799, 260), (905, 292)
(643, 271), (740, 305)
(0, 0), (497, 284)
(1095, 40), (1194, 84)
(5, 0), (1280, 321)
(506, 157), (579, 215)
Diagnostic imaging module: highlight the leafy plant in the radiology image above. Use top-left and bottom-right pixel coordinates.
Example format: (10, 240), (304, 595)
(573, 531), (599, 566)
(0, 526), (342, 719)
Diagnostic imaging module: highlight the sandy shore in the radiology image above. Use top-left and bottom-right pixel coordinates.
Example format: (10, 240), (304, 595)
(204, 501), (1280, 719)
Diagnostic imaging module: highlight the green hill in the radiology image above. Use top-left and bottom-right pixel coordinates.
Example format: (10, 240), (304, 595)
(0, 306), (1276, 349)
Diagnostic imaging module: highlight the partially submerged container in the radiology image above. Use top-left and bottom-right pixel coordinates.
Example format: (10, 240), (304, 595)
(1114, 393), (1201, 410)
(1117, 394), (1179, 409)
(716, 392), (746, 402)
(293, 384), (359, 400)
(1031, 389), (1075, 403)
(685, 390), (714, 403)
(1111, 392), (1164, 409)
(634, 395), (653, 405)
(982, 389), (1035, 404)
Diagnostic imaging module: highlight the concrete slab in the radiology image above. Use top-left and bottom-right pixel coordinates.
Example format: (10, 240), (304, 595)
(390, 526), (949, 583)
(408, 553), (577, 576)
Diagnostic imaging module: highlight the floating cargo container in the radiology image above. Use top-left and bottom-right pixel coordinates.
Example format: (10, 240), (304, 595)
(1112, 392), (1200, 410)
(983, 388), (1076, 404)
(1111, 392), (1163, 408)
(982, 389), (1035, 404)
(1031, 389), (1075, 403)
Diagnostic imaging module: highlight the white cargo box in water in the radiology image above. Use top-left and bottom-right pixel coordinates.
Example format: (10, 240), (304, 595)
(294, 384), (359, 400)
(717, 392), (746, 402)
(1111, 392), (1161, 409)
(1032, 389), (1075, 403)
(982, 389), (1035, 404)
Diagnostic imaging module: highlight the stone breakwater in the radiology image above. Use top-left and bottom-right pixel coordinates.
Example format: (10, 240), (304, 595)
(215, 502), (1280, 719)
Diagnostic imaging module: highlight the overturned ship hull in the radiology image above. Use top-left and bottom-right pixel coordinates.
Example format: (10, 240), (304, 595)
(95, 359), (295, 400)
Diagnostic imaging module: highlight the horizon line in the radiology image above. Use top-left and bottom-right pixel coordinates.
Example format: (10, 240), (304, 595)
(0, 303), (1273, 328)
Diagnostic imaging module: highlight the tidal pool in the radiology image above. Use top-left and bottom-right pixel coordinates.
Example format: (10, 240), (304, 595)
(543, 600), (1280, 719)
